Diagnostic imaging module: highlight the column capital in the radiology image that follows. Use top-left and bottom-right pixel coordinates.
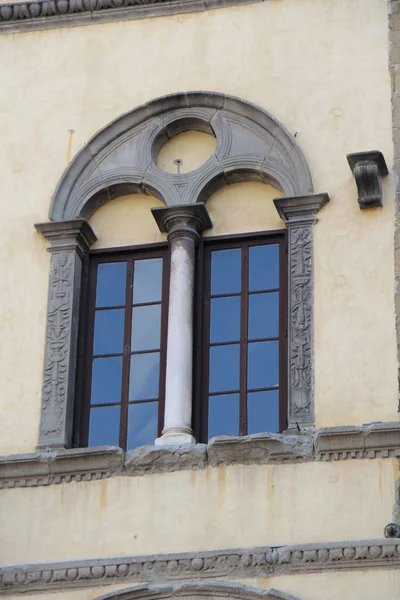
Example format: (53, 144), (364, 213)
(273, 193), (330, 225)
(151, 203), (212, 242)
(35, 219), (97, 257)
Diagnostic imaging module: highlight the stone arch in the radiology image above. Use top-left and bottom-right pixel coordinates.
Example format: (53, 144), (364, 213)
(92, 581), (303, 600)
(50, 91), (313, 221)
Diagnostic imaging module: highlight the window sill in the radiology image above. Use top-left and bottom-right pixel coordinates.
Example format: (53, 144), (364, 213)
(1, 423), (400, 489)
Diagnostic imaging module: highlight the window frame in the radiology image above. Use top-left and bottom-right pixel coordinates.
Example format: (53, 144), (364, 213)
(193, 230), (288, 443)
(73, 241), (170, 450)
(75, 231), (288, 449)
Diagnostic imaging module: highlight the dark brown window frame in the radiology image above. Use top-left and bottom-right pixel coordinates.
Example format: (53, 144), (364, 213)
(74, 231), (287, 448)
(193, 230), (288, 443)
(74, 242), (169, 450)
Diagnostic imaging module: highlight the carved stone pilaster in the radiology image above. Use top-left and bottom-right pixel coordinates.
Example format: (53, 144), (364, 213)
(347, 150), (388, 209)
(274, 193), (330, 430)
(35, 219), (97, 449)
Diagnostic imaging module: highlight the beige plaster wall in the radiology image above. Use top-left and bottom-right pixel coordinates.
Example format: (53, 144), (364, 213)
(157, 130), (217, 174)
(0, 458), (397, 564)
(0, 0), (397, 454)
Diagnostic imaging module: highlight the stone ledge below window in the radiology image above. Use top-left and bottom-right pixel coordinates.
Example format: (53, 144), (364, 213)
(1, 422), (400, 489)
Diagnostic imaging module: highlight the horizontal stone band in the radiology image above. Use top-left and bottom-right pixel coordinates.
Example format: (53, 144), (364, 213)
(1, 423), (400, 489)
(1, 539), (400, 594)
(0, 0), (262, 34)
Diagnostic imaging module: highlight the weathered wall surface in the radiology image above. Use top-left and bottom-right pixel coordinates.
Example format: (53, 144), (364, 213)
(0, 0), (396, 446)
(0, 459), (397, 564)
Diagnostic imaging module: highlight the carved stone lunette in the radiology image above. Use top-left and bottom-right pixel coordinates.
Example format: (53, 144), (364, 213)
(34, 219), (97, 449)
(347, 150), (388, 209)
(274, 194), (330, 430)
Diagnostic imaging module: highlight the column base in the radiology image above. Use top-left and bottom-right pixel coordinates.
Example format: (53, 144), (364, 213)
(155, 428), (196, 446)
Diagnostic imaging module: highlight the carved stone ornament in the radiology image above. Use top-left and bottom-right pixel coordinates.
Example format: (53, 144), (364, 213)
(1, 540), (400, 594)
(347, 150), (388, 209)
(1, 422), (400, 489)
(35, 91), (315, 449)
(152, 203), (212, 242)
(384, 523), (400, 539)
(34, 219), (97, 449)
(273, 194), (330, 429)
(0, 0), (264, 34)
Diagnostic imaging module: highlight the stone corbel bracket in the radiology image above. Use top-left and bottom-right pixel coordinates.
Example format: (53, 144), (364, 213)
(347, 150), (388, 209)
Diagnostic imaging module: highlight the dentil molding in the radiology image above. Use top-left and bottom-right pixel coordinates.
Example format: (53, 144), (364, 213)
(0, 422), (400, 489)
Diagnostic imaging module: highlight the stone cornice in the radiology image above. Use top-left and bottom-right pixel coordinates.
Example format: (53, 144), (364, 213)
(1, 539), (400, 594)
(0, 423), (400, 489)
(0, 0), (263, 34)
(35, 219), (97, 256)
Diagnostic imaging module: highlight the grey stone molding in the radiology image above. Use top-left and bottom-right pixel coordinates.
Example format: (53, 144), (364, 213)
(93, 583), (300, 600)
(346, 151), (388, 209)
(35, 92), (315, 449)
(1, 539), (400, 595)
(152, 203), (212, 242)
(34, 219), (97, 449)
(274, 194), (330, 430)
(0, 0), (264, 34)
(49, 92), (313, 221)
(389, 2), (400, 402)
(315, 421), (400, 460)
(1, 422), (400, 489)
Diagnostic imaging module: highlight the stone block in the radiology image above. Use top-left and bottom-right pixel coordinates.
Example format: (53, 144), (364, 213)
(207, 432), (313, 467)
(125, 444), (207, 476)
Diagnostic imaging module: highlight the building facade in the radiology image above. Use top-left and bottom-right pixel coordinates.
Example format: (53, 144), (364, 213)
(1, 0), (400, 599)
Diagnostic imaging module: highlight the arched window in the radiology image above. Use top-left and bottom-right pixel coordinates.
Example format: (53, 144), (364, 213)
(35, 92), (329, 450)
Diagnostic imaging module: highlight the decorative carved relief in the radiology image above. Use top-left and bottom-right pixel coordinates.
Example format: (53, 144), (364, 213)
(347, 150), (388, 209)
(289, 226), (313, 420)
(1, 540), (400, 594)
(40, 252), (74, 440)
(35, 219), (97, 449)
(274, 193), (330, 429)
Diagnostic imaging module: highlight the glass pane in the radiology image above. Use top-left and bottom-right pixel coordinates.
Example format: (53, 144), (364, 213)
(93, 309), (125, 355)
(248, 390), (280, 434)
(208, 394), (239, 439)
(247, 341), (279, 389)
(249, 244), (279, 291)
(91, 357), (123, 405)
(211, 249), (241, 295)
(133, 258), (163, 304)
(209, 344), (240, 393)
(127, 402), (158, 449)
(96, 262), (127, 308)
(210, 296), (241, 343)
(248, 292), (279, 340)
(131, 304), (161, 351)
(129, 352), (160, 401)
(89, 406), (120, 447)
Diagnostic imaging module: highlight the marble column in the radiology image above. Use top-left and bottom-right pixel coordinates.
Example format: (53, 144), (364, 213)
(35, 219), (97, 449)
(152, 204), (211, 446)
